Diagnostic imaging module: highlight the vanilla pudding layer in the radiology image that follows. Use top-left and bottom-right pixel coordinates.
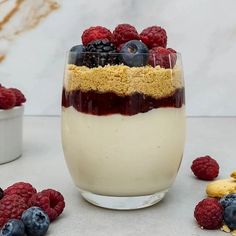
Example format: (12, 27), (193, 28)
(62, 106), (185, 196)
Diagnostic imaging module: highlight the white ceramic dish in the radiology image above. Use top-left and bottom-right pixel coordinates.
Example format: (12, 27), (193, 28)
(0, 106), (24, 164)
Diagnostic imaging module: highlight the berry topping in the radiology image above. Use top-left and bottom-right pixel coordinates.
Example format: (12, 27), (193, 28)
(4, 182), (37, 203)
(112, 24), (139, 47)
(21, 207), (50, 236)
(82, 26), (113, 46)
(9, 88), (26, 106)
(0, 219), (25, 236)
(68, 45), (85, 66)
(0, 188), (4, 200)
(0, 88), (16, 110)
(0, 194), (28, 228)
(223, 204), (236, 230)
(191, 156), (219, 180)
(28, 189), (65, 222)
(194, 198), (223, 229)
(220, 194), (236, 209)
(83, 39), (119, 68)
(140, 26), (167, 49)
(148, 47), (177, 68)
(120, 40), (149, 67)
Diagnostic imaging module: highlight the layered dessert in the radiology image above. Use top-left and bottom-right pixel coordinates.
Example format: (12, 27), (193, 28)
(62, 24), (185, 198)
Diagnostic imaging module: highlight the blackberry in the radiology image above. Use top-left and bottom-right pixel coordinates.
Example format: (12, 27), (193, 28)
(83, 39), (119, 68)
(0, 187), (4, 200)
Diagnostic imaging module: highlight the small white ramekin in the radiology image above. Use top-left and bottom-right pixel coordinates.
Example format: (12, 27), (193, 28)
(0, 106), (24, 164)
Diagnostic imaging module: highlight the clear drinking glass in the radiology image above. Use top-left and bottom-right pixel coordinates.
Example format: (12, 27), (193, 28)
(61, 51), (185, 210)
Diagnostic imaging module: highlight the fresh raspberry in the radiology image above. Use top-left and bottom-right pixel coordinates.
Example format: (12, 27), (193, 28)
(194, 198), (223, 229)
(4, 182), (37, 203)
(0, 87), (16, 109)
(0, 194), (28, 228)
(28, 189), (65, 221)
(148, 47), (177, 68)
(112, 24), (139, 46)
(191, 156), (219, 180)
(140, 26), (167, 49)
(82, 26), (113, 46)
(9, 88), (26, 106)
(117, 43), (124, 52)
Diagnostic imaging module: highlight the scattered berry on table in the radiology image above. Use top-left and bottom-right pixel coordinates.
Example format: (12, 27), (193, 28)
(68, 45), (85, 66)
(4, 182), (37, 203)
(8, 89), (26, 106)
(223, 204), (236, 230)
(148, 47), (177, 68)
(28, 189), (65, 222)
(0, 219), (25, 236)
(82, 26), (113, 46)
(191, 155), (219, 180)
(194, 198), (223, 229)
(0, 88), (16, 110)
(112, 23), (139, 47)
(120, 40), (149, 67)
(0, 188), (4, 200)
(0, 194), (28, 228)
(140, 25), (167, 49)
(21, 207), (50, 236)
(83, 39), (119, 68)
(220, 194), (236, 209)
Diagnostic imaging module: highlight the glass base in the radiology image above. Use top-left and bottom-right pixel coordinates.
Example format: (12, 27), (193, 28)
(79, 189), (168, 210)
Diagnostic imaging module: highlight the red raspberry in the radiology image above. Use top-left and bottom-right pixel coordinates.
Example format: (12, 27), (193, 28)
(117, 43), (124, 52)
(9, 88), (26, 106)
(148, 47), (177, 68)
(4, 182), (37, 203)
(112, 24), (139, 46)
(194, 198), (223, 229)
(191, 156), (219, 180)
(0, 87), (16, 109)
(82, 26), (113, 46)
(28, 189), (65, 221)
(140, 26), (167, 49)
(0, 194), (28, 228)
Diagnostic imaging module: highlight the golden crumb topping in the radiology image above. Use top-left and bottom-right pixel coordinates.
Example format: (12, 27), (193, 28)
(64, 64), (184, 99)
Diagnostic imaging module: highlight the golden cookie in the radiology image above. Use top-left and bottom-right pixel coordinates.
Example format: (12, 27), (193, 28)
(206, 178), (236, 197)
(231, 171), (236, 179)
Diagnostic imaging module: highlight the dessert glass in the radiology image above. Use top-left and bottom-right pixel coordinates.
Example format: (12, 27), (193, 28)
(61, 52), (185, 210)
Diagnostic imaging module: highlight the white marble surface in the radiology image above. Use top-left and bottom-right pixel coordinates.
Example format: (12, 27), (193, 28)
(0, 0), (236, 116)
(1, 116), (236, 235)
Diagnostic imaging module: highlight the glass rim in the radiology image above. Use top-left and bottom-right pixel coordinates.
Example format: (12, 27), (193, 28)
(67, 51), (181, 57)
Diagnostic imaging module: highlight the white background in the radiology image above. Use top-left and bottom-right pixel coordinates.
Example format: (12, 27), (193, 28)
(0, 0), (236, 116)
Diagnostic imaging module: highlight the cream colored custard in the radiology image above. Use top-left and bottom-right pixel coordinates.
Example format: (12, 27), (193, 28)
(62, 106), (185, 196)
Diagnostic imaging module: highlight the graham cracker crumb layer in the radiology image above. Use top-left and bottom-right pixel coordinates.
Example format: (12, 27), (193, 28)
(64, 64), (184, 99)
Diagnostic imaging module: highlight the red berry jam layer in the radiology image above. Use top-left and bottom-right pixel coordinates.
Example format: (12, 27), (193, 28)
(62, 88), (184, 116)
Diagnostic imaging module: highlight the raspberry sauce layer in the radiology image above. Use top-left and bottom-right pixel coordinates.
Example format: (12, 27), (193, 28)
(62, 88), (185, 116)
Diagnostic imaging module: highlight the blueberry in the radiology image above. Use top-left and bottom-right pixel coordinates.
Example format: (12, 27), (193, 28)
(224, 204), (236, 229)
(0, 219), (25, 236)
(120, 40), (149, 67)
(0, 187), (3, 200)
(21, 207), (50, 236)
(220, 194), (236, 208)
(68, 45), (84, 66)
